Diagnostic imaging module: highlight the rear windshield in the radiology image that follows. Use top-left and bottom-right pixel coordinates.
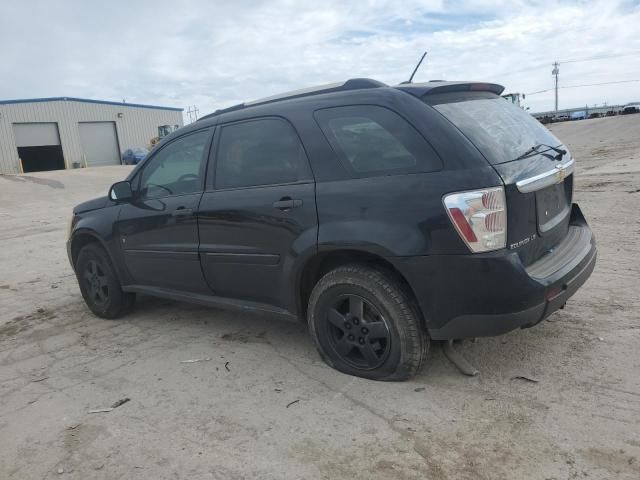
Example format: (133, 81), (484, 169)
(428, 93), (562, 165)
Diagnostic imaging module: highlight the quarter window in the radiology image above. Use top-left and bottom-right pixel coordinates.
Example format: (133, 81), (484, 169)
(314, 105), (442, 176)
(139, 130), (209, 198)
(215, 118), (310, 189)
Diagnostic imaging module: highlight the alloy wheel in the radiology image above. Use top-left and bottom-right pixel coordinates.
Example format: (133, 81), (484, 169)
(325, 294), (391, 370)
(83, 259), (109, 306)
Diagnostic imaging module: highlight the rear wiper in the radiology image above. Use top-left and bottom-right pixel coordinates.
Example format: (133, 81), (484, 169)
(512, 143), (567, 162)
(536, 143), (567, 159)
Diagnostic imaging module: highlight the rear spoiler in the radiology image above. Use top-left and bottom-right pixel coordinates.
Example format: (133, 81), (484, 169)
(394, 81), (505, 98)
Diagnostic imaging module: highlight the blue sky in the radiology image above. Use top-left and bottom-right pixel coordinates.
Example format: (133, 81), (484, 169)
(1, 0), (639, 118)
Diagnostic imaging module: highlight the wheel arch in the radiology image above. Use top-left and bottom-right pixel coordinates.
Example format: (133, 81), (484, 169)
(70, 230), (124, 283)
(296, 248), (423, 325)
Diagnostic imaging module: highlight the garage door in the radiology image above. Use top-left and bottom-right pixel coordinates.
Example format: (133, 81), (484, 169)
(13, 123), (65, 172)
(78, 122), (121, 167)
(13, 122), (60, 147)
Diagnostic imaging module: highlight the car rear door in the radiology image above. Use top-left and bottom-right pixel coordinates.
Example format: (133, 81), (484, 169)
(197, 117), (317, 312)
(115, 128), (213, 293)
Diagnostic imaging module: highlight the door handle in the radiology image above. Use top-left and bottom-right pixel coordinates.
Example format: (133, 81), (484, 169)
(272, 198), (303, 210)
(171, 207), (193, 217)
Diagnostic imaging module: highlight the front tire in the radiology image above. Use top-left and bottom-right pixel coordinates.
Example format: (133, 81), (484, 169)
(75, 243), (135, 319)
(307, 264), (428, 381)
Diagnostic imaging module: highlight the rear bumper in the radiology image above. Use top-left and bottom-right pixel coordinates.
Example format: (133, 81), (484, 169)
(391, 204), (596, 340)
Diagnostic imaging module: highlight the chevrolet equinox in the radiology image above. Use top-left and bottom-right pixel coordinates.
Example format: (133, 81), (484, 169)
(67, 79), (597, 380)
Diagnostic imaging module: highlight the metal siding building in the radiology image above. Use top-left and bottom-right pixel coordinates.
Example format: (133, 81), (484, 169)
(0, 97), (183, 174)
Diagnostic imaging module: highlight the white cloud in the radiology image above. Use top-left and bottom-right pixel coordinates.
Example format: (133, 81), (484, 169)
(1, 0), (639, 117)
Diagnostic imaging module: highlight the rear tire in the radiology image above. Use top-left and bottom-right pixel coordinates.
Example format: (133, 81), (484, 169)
(75, 243), (135, 319)
(307, 264), (428, 381)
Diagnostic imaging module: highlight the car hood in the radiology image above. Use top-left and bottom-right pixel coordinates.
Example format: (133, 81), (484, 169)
(73, 196), (109, 214)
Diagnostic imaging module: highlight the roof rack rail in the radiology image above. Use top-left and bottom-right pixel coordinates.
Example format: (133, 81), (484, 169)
(199, 78), (386, 121)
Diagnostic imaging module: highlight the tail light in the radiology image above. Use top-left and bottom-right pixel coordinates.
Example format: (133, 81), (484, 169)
(443, 186), (507, 253)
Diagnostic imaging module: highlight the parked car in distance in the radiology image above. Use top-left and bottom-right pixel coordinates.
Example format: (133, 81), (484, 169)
(68, 78), (596, 381)
(121, 147), (149, 165)
(570, 110), (586, 120)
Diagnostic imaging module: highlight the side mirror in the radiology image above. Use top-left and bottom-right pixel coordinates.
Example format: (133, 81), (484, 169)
(109, 180), (133, 202)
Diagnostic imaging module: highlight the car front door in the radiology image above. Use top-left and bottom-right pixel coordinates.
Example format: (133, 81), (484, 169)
(116, 129), (212, 293)
(198, 117), (317, 312)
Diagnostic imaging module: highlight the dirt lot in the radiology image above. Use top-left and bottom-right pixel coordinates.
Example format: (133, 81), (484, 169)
(1, 114), (639, 480)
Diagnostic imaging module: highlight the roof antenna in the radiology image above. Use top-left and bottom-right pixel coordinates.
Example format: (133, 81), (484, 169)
(406, 51), (427, 84)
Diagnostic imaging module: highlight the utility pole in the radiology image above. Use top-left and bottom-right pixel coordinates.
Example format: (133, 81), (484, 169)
(552, 62), (559, 112)
(186, 105), (199, 124)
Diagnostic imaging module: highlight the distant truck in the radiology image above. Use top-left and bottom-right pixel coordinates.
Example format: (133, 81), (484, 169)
(148, 124), (181, 150)
(502, 92), (525, 108)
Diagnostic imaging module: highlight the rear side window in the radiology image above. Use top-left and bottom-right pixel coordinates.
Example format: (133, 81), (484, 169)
(214, 118), (310, 189)
(314, 105), (441, 176)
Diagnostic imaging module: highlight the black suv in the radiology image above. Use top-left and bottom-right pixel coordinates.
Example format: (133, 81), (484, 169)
(68, 79), (596, 381)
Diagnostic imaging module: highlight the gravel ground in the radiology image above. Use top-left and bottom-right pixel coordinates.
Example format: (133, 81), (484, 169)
(0, 114), (639, 480)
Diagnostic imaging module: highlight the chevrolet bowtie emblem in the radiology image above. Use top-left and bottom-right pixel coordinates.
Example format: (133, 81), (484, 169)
(555, 164), (566, 183)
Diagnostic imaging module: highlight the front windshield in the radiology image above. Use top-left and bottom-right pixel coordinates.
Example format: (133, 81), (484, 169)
(429, 93), (562, 164)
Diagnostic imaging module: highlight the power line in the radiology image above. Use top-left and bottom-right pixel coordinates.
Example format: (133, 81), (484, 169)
(498, 63), (547, 78)
(527, 79), (640, 95)
(517, 51), (640, 108)
(497, 50), (640, 79)
(560, 50), (640, 64)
